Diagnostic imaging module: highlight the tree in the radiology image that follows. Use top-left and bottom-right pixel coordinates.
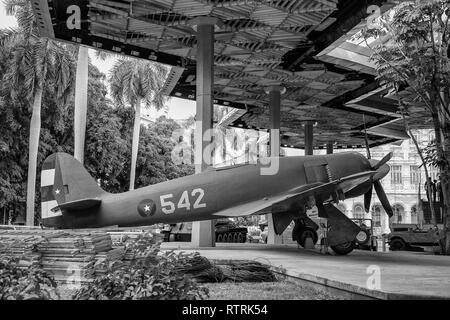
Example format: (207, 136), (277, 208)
(134, 116), (194, 188)
(108, 59), (169, 190)
(362, 0), (450, 253)
(1, 0), (75, 226)
(0, 26), (189, 223)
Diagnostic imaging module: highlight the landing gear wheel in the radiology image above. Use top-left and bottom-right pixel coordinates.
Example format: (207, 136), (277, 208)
(297, 228), (318, 248)
(355, 229), (370, 245)
(331, 242), (355, 255)
(169, 234), (176, 242)
(237, 233), (245, 243)
(389, 238), (406, 251)
(227, 233), (234, 243)
(217, 234), (223, 242)
(233, 233), (239, 243)
(222, 233), (228, 242)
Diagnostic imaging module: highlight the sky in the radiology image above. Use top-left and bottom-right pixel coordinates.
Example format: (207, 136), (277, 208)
(0, 5), (196, 120)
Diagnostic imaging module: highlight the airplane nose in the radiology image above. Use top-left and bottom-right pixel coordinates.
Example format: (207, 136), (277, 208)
(368, 159), (377, 167)
(373, 163), (390, 181)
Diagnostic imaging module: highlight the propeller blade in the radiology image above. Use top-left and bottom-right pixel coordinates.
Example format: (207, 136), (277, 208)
(374, 180), (393, 217)
(364, 186), (372, 213)
(372, 152), (393, 170)
(373, 163), (390, 181)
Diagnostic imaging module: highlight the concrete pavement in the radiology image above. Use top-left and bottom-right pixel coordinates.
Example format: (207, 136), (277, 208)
(161, 243), (450, 299)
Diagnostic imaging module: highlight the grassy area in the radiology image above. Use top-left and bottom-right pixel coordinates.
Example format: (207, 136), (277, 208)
(203, 278), (345, 300)
(58, 278), (344, 300)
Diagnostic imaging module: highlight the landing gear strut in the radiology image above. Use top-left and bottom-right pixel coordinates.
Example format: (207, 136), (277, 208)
(293, 218), (319, 248)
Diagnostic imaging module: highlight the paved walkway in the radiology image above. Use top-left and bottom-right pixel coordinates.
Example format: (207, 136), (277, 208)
(162, 243), (450, 299)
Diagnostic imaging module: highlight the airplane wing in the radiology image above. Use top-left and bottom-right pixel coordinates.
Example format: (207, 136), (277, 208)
(213, 171), (375, 218)
(51, 198), (102, 212)
(212, 193), (301, 218)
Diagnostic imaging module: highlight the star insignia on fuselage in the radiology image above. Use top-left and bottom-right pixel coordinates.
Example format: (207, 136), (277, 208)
(55, 189), (60, 195)
(137, 199), (156, 218)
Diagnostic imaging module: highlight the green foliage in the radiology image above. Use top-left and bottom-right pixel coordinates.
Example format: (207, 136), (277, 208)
(108, 59), (169, 110)
(72, 234), (209, 300)
(361, 0), (450, 116)
(0, 255), (60, 300)
(0, 36), (193, 217)
(423, 139), (450, 168)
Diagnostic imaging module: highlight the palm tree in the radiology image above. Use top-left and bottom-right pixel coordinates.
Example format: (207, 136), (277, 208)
(108, 59), (169, 190)
(2, 0), (74, 225)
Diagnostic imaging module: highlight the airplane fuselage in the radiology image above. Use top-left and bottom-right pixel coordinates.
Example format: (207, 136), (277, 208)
(44, 152), (373, 229)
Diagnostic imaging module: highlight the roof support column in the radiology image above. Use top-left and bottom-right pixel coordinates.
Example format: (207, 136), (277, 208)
(304, 121), (314, 156)
(265, 85), (285, 245)
(190, 17), (222, 248)
(266, 86), (285, 157)
(326, 142), (334, 155)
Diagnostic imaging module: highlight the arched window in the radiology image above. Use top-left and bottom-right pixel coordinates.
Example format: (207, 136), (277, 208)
(411, 205), (418, 224)
(353, 204), (364, 219)
(392, 204), (405, 224)
(372, 205), (382, 227)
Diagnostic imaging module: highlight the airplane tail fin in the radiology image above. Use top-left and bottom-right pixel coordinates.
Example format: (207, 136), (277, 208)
(40, 153), (104, 221)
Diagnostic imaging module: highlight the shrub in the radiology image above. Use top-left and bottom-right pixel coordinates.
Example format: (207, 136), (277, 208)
(0, 255), (60, 300)
(72, 233), (209, 300)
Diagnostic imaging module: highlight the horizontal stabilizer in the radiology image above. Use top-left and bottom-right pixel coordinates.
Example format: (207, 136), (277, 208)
(52, 198), (102, 212)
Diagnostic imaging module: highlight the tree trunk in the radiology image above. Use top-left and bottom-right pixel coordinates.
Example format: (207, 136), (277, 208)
(26, 87), (43, 226)
(129, 99), (141, 191)
(73, 46), (89, 164)
(438, 121), (450, 254)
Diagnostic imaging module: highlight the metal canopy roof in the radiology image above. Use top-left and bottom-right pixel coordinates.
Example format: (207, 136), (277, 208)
(31, 0), (408, 149)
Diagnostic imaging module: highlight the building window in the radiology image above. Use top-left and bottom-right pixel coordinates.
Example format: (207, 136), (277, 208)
(372, 205), (382, 227)
(393, 152), (404, 159)
(410, 166), (420, 186)
(391, 165), (402, 184)
(393, 204), (405, 224)
(353, 204), (364, 219)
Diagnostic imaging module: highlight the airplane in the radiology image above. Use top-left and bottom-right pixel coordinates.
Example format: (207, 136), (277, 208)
(40, 151), (394, 255)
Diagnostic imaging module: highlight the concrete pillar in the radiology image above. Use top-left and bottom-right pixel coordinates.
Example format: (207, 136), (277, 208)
(265, 86), (285, 245)
(267, 86), (284, 158)
(304, 121), (314, 156)
(190, 17), (222, 247)
(326, 142), (334, 155)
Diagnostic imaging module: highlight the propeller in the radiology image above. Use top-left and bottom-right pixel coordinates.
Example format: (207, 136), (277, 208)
(372, 152), (393, 171)
(374, 180), (394, 217)
(361, 115), (393, 218)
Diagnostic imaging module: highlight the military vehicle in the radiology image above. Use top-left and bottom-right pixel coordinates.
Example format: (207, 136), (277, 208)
(351, 218), (377, 251)
(388, 224), (440, 251)
(161, 219), (247, 243)
(215, 220), (247, 243)
(40, 151), (394, 255)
